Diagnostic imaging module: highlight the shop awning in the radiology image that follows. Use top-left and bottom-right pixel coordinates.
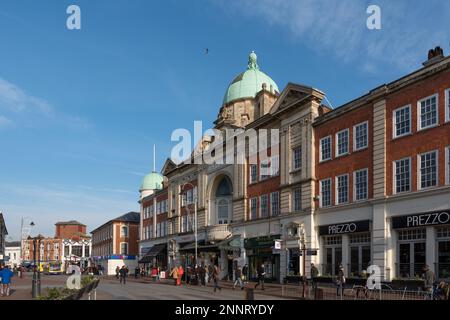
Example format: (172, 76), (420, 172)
(138, 243), (167, 263)
(179, 235), (241, 252)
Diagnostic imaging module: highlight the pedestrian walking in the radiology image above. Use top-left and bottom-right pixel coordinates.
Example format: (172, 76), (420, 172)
(336, 265), (345, 297)
(115, 266), (120, 279)
(134, 266), (140, 279)
(242, 264), (248, 283)
(310, 263), (319, 292)
(199, 265), (206, 286)
(254, 264), (266, 290)
(0, 266), (14, 297)
(119, 265), (128, 285)
(212, 265), (222, 293)
(423, 265), (436, 294)
(169, 266), (179, 286)
(178, 266), (184, 286)
(233, 266), (244, 290)
(207, 265), (214, 283)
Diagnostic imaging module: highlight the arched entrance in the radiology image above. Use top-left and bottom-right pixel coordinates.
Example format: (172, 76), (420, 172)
(215, 176), (232, 225)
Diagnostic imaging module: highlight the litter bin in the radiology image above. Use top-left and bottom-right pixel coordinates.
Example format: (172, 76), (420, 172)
(245, 288), (254, 300)
(315, 288), (324, 300)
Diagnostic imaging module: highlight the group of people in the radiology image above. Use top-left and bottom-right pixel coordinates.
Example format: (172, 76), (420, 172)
(115, 265), (129, 284)
(168, 264), (223, 292)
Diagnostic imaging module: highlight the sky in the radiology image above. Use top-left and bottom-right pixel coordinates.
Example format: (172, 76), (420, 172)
(0, 0), (449, 240)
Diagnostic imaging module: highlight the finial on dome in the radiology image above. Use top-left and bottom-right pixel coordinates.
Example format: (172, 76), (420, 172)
(247, 51), (259, 70)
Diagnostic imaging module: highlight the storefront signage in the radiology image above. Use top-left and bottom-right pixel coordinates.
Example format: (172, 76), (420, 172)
(307, 249), (318, 256)
(244, 235), (281, 249)
(274, 240), (282, 250)
(319, 220), (370, 236)
(392, 211), (450, 229)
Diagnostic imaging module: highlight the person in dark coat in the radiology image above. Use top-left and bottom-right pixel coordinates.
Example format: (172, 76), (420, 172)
(254, 264), (266, 290)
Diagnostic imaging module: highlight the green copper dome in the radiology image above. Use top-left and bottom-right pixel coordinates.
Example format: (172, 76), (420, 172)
(223, 51), (279, 105)
(140, 172), (164, 191)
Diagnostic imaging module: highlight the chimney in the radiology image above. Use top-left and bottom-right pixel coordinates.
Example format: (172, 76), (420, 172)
(423, 46), (445, 67)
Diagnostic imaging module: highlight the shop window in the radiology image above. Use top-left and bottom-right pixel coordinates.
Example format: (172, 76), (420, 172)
(288, 248), (300, 276)
(325, 236), (342, 246)
(349, 233), (371, 277)
(398, 228), (426, 279)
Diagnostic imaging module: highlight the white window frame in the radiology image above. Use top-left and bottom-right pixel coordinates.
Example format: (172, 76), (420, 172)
(393, 157), (411, 194)
(446, 88), (450, 123)
(250, 198), (258, 220)
(292, 188), (301, 212)
(260, 194), (269, 218)
(271, 155), (280, 176)
(392, 105), (412, 139)
(319, 178), (332, 208)
(292, 147), (302, 170)
(417, 94), (439, 131)
(335, 174), (349, 205)
(335, 129), (349, 157)
(319, 136), (332, 162)
(260, 159), (271, 180)
(270, 191), (280, 216)
(446, 146), (450, 185)
(353, 121), (369, 151)
(353, 168), (369, 202)
(249, 164), (258, 184)
(417, 150), (439, 190)
(120, 242), (128, 255)
(120, 225), (128, 237)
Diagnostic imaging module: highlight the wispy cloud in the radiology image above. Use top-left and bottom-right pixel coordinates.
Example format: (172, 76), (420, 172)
(0, 77), (92, 129)
(212, 0), (450, 71)
(0, 183), (138, 240)
(0, 115), (14, 128)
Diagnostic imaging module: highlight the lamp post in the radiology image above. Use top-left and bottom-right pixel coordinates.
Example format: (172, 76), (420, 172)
(299, 225), (307, 299)
(31, 234), (43, 299)
(180, 182), (198, 267)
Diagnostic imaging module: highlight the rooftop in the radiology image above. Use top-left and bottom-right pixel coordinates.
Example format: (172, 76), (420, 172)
(55, 220), (86, 226)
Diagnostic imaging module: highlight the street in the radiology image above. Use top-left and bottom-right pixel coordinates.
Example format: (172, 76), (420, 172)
(0, 273), (286, 300)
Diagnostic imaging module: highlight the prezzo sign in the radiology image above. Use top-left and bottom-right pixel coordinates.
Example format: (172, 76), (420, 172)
(319, 220), (370, 236)
(392, 211), (450, 229)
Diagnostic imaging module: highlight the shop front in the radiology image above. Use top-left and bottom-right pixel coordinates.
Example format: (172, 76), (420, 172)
(139, 243), (168, 272)
(244, 235), (281, 282)
(318, 220), (371, 277)
(392, 210), (450, 280)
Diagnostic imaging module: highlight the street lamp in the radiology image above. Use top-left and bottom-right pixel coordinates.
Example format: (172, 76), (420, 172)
(31, 233), (43, 299)
(20, 218), (34, 262)
(180, 182), (198, 267)
(299, 225), (307, 298)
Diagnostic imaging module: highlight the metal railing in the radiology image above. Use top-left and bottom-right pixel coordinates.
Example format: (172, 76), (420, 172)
(281, 282), (430, 300)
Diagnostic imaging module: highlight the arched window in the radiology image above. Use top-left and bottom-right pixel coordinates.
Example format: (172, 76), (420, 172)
(217, 199), (229, 224)
(215, 177), (232, 225)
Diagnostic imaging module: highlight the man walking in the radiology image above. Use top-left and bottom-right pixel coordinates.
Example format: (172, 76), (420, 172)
(212, 265), (222, 293)
(119, 265), (128, 285)
(310, 263), (319, 292)
(254, 264), (265, 290)
(233, 266), (244, 290)
(423, 265), (436, 294)
(0, 266), (14, 297)
(115, 266), (120, 279)
(242, 264), (248, 283)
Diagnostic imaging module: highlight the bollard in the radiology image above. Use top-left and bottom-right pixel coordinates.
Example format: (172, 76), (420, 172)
(245, 288), (254, 300)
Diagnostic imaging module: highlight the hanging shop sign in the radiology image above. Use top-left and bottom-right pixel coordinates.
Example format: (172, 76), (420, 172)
(319, 220), (370, 236)
(392, 211), (450, 229)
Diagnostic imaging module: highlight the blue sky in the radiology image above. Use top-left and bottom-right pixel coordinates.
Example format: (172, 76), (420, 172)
(1, 0), (449, 240)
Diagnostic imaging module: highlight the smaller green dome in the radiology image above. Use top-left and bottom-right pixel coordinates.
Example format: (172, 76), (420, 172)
(140, 172), (163, 191)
